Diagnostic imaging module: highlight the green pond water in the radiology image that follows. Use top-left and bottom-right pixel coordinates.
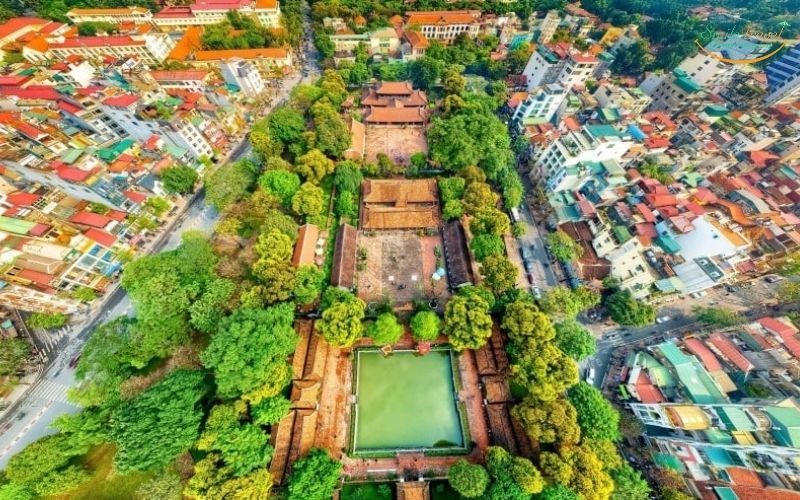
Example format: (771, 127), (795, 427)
(353, 349), (464, 451)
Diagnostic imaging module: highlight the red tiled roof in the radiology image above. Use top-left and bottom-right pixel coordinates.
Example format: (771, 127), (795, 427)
(56, 166), (93, 182)
(684, 338), (723, 371)
(123, 190), (147, 204)
(70, 211), (112, 228)
(6, 192), (40, 206)
(102, 94), (139, 108)
(0, 17), (49, 41)
(758, 317), (797, 337)
(84, 228), (116, 247)
(17, 268), (54, 286)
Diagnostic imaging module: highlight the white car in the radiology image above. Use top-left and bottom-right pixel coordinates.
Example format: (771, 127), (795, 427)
(655, 316), (671, 324)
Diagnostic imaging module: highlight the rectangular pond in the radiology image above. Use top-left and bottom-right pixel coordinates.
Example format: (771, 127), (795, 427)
(351, 347), (466, 454)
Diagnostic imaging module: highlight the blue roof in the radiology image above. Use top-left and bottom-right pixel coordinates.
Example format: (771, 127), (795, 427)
(628, 124), (647, 141)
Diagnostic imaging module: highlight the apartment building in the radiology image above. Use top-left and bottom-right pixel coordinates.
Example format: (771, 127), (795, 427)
(404, 10), (481, 43)
(522, 43), (598, 91)
(66, 7), (153, 25)
(220, 59), (265, 97)
(24, 33), (176, 65)
(153, 0), (281, 31)
(531, 124), (634, 184)
(593, 83), (651, 115)
(511, 84), (567, 127)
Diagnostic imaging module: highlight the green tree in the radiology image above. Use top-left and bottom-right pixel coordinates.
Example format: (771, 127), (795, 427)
(547, 230), (583, 263)
(259, 169), (301, 206)
(196, 403), (272, 476)
(428, 113), (512, 180)
(442, 199), (464, 221)
(442, 64), (467, 95)
(252, 395), (292, 425)
(291, 182), (325, 219)
(606, 289), (656, 327)
(111, 369), (208, 472)
(554, 319), (596, 361)
(611, 464), (651, 500)
(205, 160), (257, 210)
(438, 176), (466, 202)
(160, 165), (198, 194)
(287, 448), (342, 500)
(71, 287), (97, 303)
(444, 293), (493, 350)
(310, 102), (350, 158)
(0, 338), (30, 376)
(462, 182), (499, 215)
(294, 266), (325, 305)
(135, 471), (182, 500)
(334, 161), (363, 193)
(410, 310), (441, 342)
(366, 312), (404, 345)
(201, 304), (297, 399)
(295, 148), (336, 185)
(539, 286), (600, 318)
(470, 208), (511, 236)
(480, 255), (518, 295)
(317, 290), (366, 347)
(693, 306), (746, 327)
(27, 312), (67, 329)
(4, 433), (89, 496)
(448, 460), (489, 498)
(512, 397), (581, 446)
(568, 382), (621, 441)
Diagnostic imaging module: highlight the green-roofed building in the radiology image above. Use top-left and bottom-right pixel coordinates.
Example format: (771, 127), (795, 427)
(718, 406), (757, 431)
(765, 406), (800, 447)
(612, 225), (632, 244)
(0, 216), (37, 235)
(60, 148), (84, 165)
(653, 453), (686, 472)
(656, 234), (681, 254)
(657, 341), (728, 404)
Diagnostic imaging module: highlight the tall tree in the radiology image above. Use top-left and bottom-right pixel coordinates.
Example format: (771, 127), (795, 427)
(287, 448), (342, 500)
(444, 293), (493, 350)
(201, 304), (297, 399)
(111, 369), (208, 472)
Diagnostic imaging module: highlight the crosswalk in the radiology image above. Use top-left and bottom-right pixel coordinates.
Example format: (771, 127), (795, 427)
(26, 380), (75, 406)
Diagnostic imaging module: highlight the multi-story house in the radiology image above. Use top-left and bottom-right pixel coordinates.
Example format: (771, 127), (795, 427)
(153, 0), (281, 31)
(66, 7), (154, 25)
(404, 11), (481, 43)
(220, 59), (265, 97)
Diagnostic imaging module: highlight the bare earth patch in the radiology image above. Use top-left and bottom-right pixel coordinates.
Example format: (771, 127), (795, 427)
(365, 126), (428, 165)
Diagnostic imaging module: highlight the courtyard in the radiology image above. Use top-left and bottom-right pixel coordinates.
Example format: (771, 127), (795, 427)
(351, 348), (466, 453)
(356, 231), (448, 305)
(365, 126), (428, 165)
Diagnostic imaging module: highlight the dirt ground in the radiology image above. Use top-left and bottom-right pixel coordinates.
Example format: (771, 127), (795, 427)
(365, 126), (428, 165)
(357, 232), (448, 305)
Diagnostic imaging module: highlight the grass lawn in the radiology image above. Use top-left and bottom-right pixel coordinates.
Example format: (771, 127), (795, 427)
(49, 444), (153, 500)
(341, 482), (394, 500)
(430, 480), (460, 500)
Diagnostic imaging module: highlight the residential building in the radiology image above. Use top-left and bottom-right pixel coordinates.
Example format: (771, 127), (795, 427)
(404, 10), (481, 43)
(220, 59), (265, 97)
(24, 33), (177, 65)
(593, 83), (651, 115)
(153, 0), (281, 31)
(765, 42), (800, 105)
(66, 7), (154, 25)
(537, 10), (560, 44)
(522, 43), (598, 91)
(511, 84), (567, 127)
